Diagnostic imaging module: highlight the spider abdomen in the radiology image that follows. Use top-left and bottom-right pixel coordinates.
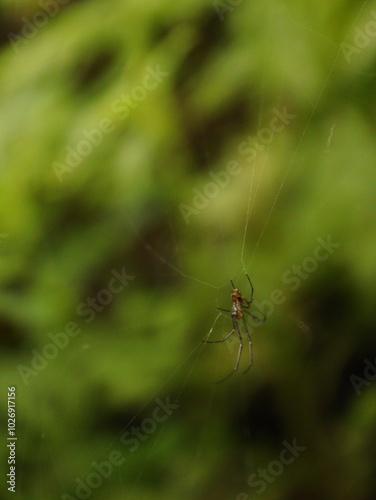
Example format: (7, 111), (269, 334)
(231, 303), (243, 319)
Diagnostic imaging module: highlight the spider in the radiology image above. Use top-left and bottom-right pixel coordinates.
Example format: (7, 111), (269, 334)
(203, 273), (267, 384)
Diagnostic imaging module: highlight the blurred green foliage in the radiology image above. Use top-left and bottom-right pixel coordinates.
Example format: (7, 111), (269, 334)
(0, 0), (376, 499)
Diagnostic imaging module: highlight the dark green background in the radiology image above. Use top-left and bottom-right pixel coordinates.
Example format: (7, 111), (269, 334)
(0, 1), (376, 499)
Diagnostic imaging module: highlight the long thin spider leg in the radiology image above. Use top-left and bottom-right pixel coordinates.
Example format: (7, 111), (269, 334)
(217, 307), (232, 313)
(230, 279), (235, 289)
(242, 317), (253, 374)
(245, 273), (254, 302)
(244, 310), (266, 323)
(215, 321), (243, 384)
(242, 302), (250, 309)
(202, 328), (234, 343)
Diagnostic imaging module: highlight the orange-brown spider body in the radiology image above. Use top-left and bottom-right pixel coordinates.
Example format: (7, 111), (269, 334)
(231, 289), (244, 319)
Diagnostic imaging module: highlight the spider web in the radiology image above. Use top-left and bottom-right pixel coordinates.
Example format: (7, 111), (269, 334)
(24, 2), (369, 498)
(115, 3), (370, 496)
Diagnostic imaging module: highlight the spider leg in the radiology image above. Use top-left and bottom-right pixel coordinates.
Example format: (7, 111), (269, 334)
(202, 327), (234, 343)
(244, 309), (266, 323)
(245, 273), (254, 302)
(217, 307), (232, 313)
(242, 317), (253, 374)
(215, 320), (243, 384)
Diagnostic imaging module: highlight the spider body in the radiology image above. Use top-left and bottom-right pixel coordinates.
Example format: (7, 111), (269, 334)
(203, 273), (267, 383)
(231, 289), (243, 319)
